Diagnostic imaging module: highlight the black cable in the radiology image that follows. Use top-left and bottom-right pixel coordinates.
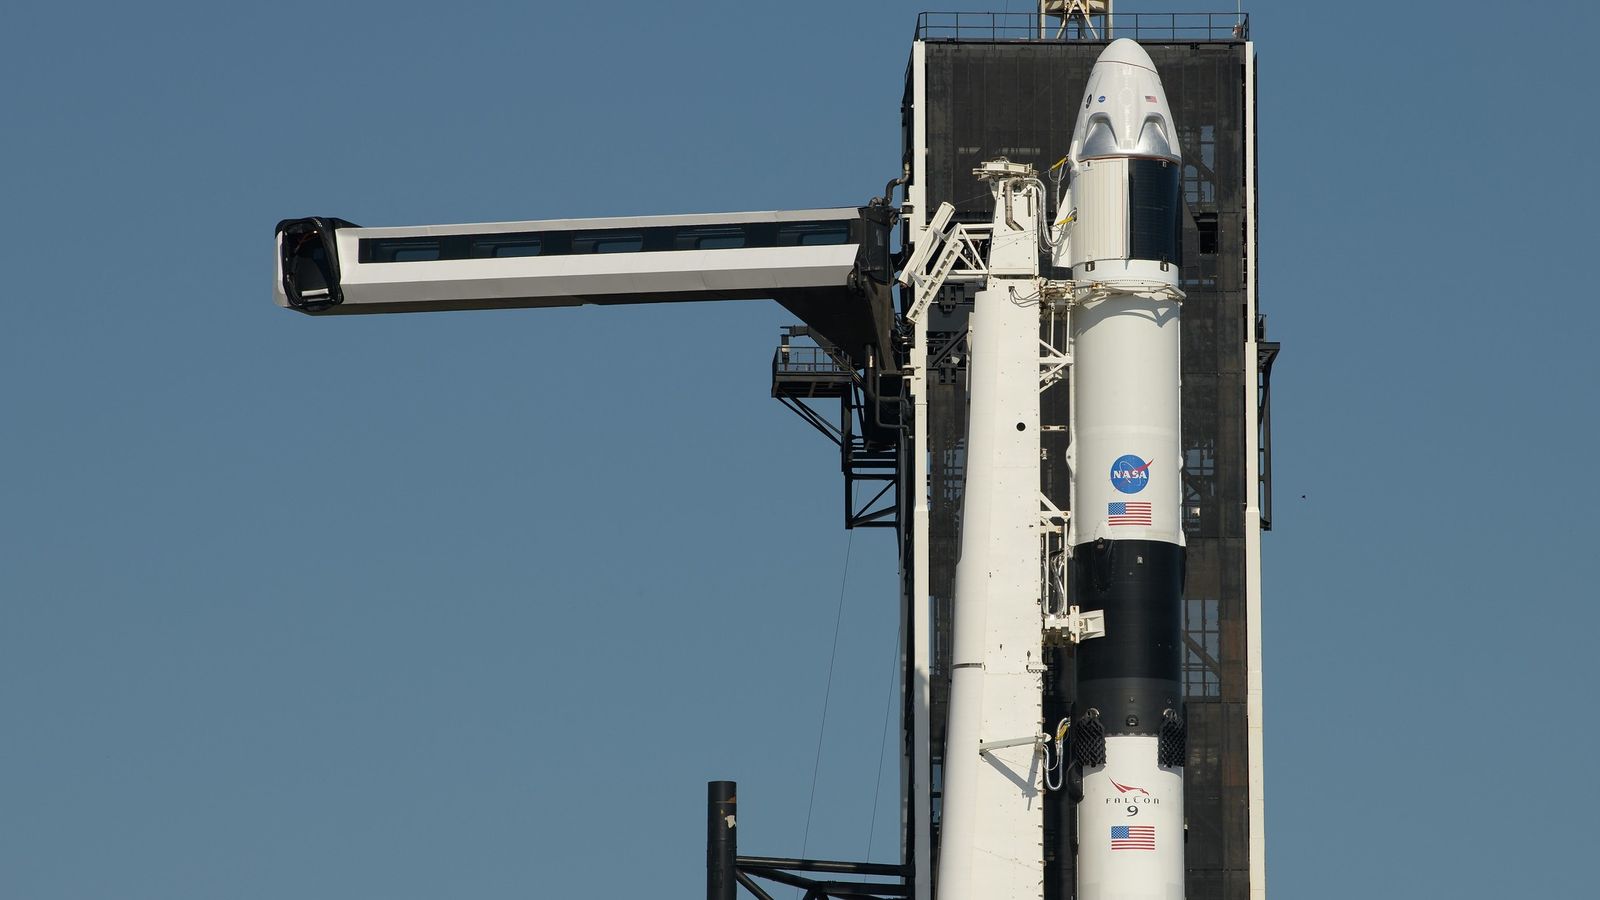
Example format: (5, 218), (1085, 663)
(865, 620), (903, 862)
(799, 529), (856, 874)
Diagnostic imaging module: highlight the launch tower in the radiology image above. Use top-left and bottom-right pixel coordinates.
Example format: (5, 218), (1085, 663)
(898, 12), (1271, 899)
(271, 7), (1273, 900)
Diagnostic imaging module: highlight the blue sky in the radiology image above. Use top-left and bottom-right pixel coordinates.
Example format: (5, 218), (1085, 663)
(3, 1), (1597, 898)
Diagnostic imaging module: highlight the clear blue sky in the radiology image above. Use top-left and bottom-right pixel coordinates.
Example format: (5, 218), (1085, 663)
(3, 2), (1596, 897)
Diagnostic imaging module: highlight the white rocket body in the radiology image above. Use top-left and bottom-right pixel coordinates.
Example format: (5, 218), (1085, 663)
(1063, 40), (1187, 900)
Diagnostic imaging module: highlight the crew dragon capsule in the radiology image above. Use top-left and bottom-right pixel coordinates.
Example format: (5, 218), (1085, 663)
(1057, 39), (1188, 900)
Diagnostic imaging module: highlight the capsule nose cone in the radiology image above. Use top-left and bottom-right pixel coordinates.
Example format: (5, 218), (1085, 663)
(1095, 38), (1157, 72)
(1069, 38), (1180, 163)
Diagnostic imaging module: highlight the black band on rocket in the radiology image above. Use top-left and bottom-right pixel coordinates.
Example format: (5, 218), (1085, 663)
(1071, 539), (1185, 738)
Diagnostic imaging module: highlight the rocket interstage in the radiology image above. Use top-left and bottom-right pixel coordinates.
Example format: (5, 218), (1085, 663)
(1062, 39), (1187, 900)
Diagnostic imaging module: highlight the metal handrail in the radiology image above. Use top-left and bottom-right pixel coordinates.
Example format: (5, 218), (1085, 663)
(774, 346), (853, 376)
(914, 11), (1249, 43)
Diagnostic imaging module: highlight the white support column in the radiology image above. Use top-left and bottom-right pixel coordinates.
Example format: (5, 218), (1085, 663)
(907, 38), (934, 900)
(1241, 41), (1268, 900)
(908, 311), (933, 900)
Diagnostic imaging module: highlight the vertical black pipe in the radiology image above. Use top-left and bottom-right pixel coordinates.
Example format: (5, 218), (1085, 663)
(1042, 645), (1074, 900)
(708, 780), (737, 900)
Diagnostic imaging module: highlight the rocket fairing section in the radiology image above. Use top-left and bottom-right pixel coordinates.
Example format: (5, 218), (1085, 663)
(1062, 39), (1187, 900)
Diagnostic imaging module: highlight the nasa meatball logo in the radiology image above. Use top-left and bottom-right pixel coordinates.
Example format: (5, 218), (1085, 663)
(1109, 455), (1153, 494)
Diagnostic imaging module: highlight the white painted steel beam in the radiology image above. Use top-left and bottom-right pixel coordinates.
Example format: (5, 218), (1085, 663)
(907, 38), (934, 900)
(275, 208), (870, 314)
(1242, 41), (1268, 900)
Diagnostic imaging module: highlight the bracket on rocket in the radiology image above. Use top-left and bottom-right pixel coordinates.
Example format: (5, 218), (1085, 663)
(1043, 605), (1107, 646)
(977, 732), (1052, 755)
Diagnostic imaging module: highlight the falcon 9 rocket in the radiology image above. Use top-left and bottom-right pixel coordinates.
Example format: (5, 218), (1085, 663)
(1059, 38), (1188, 900)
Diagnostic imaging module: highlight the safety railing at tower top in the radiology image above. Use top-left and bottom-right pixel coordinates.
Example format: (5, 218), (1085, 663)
(914, 11), (1249, 42)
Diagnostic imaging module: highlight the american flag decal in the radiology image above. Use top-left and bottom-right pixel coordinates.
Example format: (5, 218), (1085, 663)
(1111, 825), (1156, 850)
(1144, 95), (1158, 102)
(1108, 502), (1153, 526)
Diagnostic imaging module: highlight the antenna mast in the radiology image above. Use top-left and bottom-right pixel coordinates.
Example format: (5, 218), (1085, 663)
(1041, 0), (1113, 39)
